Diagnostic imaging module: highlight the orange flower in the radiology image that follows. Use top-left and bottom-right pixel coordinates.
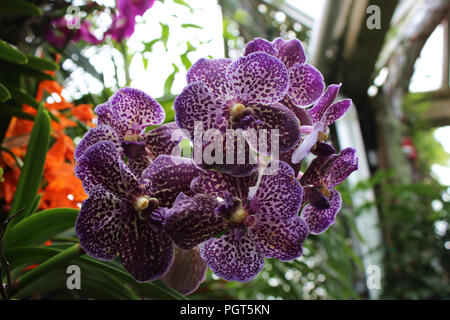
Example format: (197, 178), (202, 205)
(0, 55), (92, 211)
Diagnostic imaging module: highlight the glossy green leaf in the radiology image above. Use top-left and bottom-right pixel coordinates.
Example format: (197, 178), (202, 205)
(181, 23), (203, 29)
(6, 247), (187, 300)
(0, 39), (27, 64)
(3, 208), (79, 249)
(8, 105), (51, 225)
(24, 54), (59, 71)
(163, 64), (179, 95)
(0, 0), (43, 16)
(0, 81), (11, 102)
(7, 85), (39, 108)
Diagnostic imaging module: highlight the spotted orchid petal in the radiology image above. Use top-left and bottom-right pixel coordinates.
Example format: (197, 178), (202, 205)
(160, 247), (207, 295)
(308, 84), (341, 123)
(75, 185), (125, 260)
(288, 63), (325, 107)
(279, 96), (313, 126)
(165, 193), (227, 250)
(109, 87), (165, 137)
(186, 58), (234, 101)
(244, 38), (276, 57)
(174, 81), (230, 138)
(127, 156), (151, 178)
(247, 214), (309, 260)
(75, 141), (137, 198)
(324, 147), (358, 188)
(191, 170), (257, 201)
(272, 37), (307, 68)
(200, 228), (265, 282)
(94, 102), (114, 127)
(301, 189), (342, 234)
(143, 122), (184, 159)
(249, 161), (303, 220)
(227, 52), (289, 105)
(246, 103), (301, 154)
(141, 155), (201, 207)
(74, 125), (121, 160)
(321, 99), (352, 127)
(291, 122), (324, 164)
(119, 213), (174, 282)
(194, 129), (258, 177)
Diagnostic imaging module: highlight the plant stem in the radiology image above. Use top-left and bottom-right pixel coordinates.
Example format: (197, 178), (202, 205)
(10, 244), (85, 296)
(120, 42), (131, 86)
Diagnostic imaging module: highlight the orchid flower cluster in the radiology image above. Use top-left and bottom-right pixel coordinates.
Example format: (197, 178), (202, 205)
(74, 37), (358, 293)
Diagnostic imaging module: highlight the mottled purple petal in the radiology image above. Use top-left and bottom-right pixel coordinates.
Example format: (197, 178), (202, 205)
(165, 193), (227, 250)
(321, 99), (352, 127)
(75, 185), (125, 260)
(279, 95), (313, 126)
(194, 129), (258, 177)
(109, 87), (165, 137)
(324, 148), (358, 188)
(74, 125), (121, 160)
(272, 37), (306, 68)
(291, 122), (324, 164)
(200, 228), (265, 282)
(311, 142), (336, 157)
(227, 52), (289, 105)
(288, 63), (324, 107)
(301, 189), (342, 234)
(119, 214), (174, 282)
(303, 186), (330, 209)
(174, 81), (229, 137)
(94, 102), (114, 127)
(249, 161), (303, 220)
(246, 103), (300, 154)
(141, 155), (201, 206)
(300, 155), (334, 187)
(75, 141), (136, 197)
(244, 38), (276, 56)
(143, 122), (184, 158)
(308, 84), (341, 123)
(191, 170), (256, 200)
(186, 58), (234, 100)
(127, 156), (151, 178)
(160, 247), (207, 295)
(247, 214), (308, 260)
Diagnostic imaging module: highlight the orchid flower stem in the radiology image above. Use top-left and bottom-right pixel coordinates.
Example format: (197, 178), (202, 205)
(120, 42), (131, 86)
(10, 244), (85, 297)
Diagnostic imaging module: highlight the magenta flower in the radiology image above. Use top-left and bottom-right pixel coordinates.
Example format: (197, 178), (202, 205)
(188, 161), (308, 282)
(44, 17), (102, 48)
(107, 0), (156, 41)
(300, 148), (358, 234)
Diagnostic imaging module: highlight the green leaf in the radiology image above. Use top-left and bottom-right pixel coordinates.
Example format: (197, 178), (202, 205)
(160, 23), (170, 51)
(5, 247), (188, 300)
(3, 208), (79, 249)
(163, 64), (179, 95)
(0, 81), (11, 102)
(180, 41), (196, 70)
(173, 0), (193, 11)
(7, 85), (39, 108)
(0, 0), (43, 16)
(8, 105), (51, 225)
(0, 102), (35, 120)
(0, 39), (27, 64)
(143, 38), (160, 53)
(24, 54), (59, 71)
(181, 23), (203, 29)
